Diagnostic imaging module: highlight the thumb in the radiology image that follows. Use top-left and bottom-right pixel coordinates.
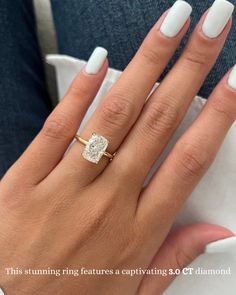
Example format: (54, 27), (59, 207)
(138, 224), (234, 295)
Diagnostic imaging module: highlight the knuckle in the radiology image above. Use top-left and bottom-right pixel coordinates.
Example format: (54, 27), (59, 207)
(176, 141), (210, 179)
(210, 94), (236, 121)
(142, 101), (180, 139)
(165, 234), (195, 272)
(69, 79), (89, 99)
(88, 207), (109, 232)
(78, 201), (112, 240)
(182, 32), (221, 71)
(182, 48), (210, 69)
(100, 93), (134, 131)
(175, 247), (194, 271)
(139, 43), (162, 66)
(42, 115), (74, 140)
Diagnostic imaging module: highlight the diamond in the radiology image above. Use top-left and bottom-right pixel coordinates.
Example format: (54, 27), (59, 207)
(82, 134), (109, 164)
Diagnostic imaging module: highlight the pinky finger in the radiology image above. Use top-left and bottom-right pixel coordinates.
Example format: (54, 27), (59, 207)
(5, 47), (108, 185)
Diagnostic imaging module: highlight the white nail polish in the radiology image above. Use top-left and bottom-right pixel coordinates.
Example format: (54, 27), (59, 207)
(205, 236), (236, 253)
(160, 1), (192, 38)
(85, 47), (108, 74)
(228, 65), (236, 90)
(0, 289), (4, 295)
(202, 0), (234, 38)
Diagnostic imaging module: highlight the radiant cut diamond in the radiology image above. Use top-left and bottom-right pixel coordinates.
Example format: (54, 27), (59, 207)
(82, 134), (109, 164)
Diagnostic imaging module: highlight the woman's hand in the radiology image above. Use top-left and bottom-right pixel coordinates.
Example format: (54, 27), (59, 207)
(0, 1), (235, 294)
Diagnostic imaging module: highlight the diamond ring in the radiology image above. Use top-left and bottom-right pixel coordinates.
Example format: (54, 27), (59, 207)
(75, 133), (115, 164)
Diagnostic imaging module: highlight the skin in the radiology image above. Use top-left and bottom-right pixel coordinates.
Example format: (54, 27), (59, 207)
(0, 9), (236, 295)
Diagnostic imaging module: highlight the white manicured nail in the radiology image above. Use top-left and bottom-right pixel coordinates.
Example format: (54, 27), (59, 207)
(0, 288), (4, 295)
(85, 47), (108, 74)
(228, 65), (236, 90)
(205, 236), (236, 253)
(160, 1), (192, 38)
(202, 0), (234, 38)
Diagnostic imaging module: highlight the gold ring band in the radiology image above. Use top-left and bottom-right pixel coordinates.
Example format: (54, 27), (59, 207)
(75, 134), (115, 164)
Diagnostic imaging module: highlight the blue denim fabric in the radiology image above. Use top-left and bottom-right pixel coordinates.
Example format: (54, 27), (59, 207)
(51, 0), (236, 98)
(1, 0), (236, 178)
(0, 0), (51, 177)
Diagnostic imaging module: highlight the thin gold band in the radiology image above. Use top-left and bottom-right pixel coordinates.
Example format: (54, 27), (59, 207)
(75, 135), (114, 160)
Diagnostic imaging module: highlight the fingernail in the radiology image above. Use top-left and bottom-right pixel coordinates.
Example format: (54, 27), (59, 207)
(205, 236), (236, 253)
(228, 65), (236, 90)
(202, 0), (234, 38)
(160, 1), (192, 38)
(85, 47), (108, 75)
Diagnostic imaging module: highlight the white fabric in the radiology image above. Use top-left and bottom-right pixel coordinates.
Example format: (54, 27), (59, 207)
(47, 54), (236, 294)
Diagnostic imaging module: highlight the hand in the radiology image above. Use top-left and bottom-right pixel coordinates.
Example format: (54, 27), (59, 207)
(0, 1), (235, 294)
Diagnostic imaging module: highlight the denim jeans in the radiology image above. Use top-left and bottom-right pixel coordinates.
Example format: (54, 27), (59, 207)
(0, 0), (51, 177)
(0, 0), (236, 178)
